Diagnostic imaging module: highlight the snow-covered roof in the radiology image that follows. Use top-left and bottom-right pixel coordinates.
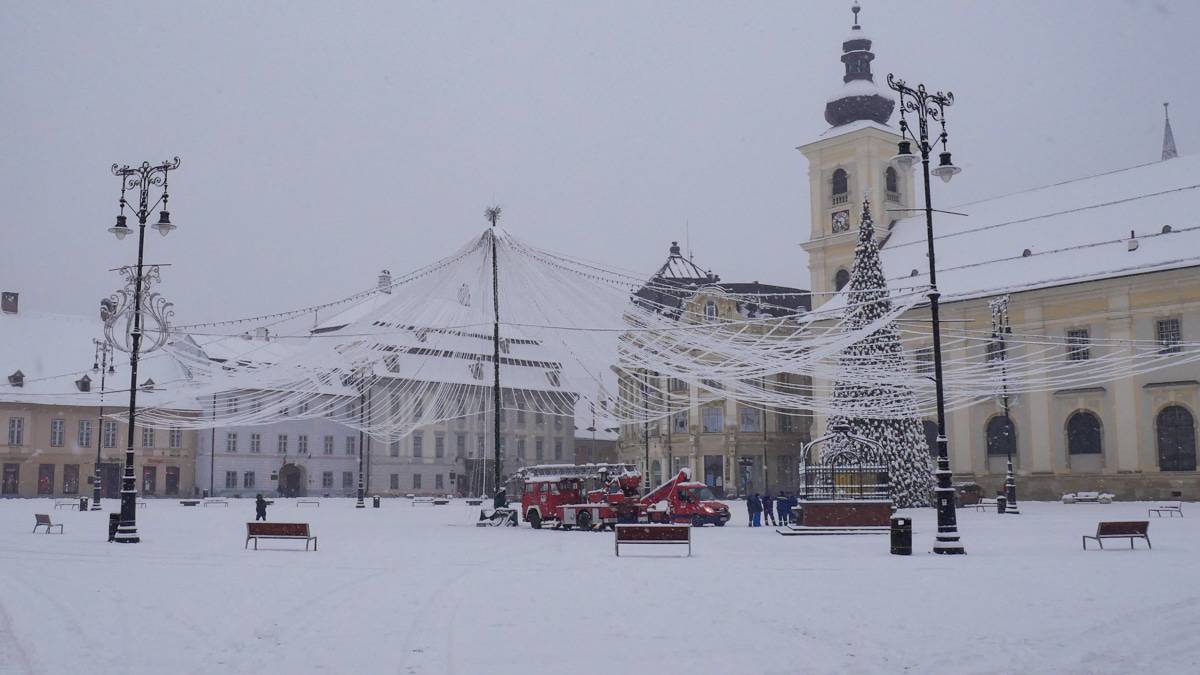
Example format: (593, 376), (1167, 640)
(810, 119), (897, 143)
(0, 309), (198, 410)
(829, 154), (1200, 309)
(824, 78), (893, 105)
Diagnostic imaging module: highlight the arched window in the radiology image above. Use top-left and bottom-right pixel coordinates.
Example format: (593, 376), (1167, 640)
(650, 460), (662, 487)
(831, 168), (848, 203)
(986, 416), (1016, 457)
(704, 300), (717, 321)
(922, 420), (939, 458)
(1067, 411), (1103, 455)
(1157, 405), (1197, 471)
(885, 166), (899, 200)
(834, 269), (850, 291)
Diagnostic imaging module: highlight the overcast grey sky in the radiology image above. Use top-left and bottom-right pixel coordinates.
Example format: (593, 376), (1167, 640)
(2, 0), (1195, 325)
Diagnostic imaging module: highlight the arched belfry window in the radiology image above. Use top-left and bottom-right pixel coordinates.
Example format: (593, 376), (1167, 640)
(834, 269), (850, 291)
(831, 168), (848, 205)
(1157, 405), (1197, 471)
(986, 416), (1016, 457)
(885, 166), (899, 201)
(1067, 411), (1103, 455)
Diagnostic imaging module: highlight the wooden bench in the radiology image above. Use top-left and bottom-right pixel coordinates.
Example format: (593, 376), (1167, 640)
(180, 499), (201, 506)
(245, 522), (317, 551)
(54, 499), (81, 510)
(33, 514), (64, 534)
(1082, 521), (1150, 550)
(412, 497), (436, 507)
(1062, 491), (1113, 504)
(1148, 502), (1183, 518)
(203, 499), (229, 507)
(615, 524), (691, 557)
(295, 500), (320, 508)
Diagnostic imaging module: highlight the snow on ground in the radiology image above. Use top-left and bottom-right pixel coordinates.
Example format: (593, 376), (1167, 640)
(1, 498), (1197, 675)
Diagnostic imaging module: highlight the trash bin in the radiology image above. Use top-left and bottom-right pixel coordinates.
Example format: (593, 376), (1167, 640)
(890, 516), (912, 555)
(372, 495), (381, 508)
(202, 489), (209, 499)
(997, 495), (1007, 514)
(108, 513), (120, 542)
(80, 497), (89, 512)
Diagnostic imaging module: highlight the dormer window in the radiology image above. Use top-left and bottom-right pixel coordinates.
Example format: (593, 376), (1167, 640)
(141, 378), (156, 391)
(75, 374), (92, 392)
(831, 169), (849, 205)
(704, 300), (718, 321)
(885, 166), (900, 202)
(7, 370), (23, 387)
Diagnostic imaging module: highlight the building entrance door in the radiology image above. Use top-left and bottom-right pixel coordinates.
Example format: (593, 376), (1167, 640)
(278, 464), (305, 497)
(100, 463), (122, 498)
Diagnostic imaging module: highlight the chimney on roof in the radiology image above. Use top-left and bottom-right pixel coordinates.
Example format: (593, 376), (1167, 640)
(1162, 102), (1178, 160)
(1, 291), (17, 314)
(378, 269), (392, 294)
(254, 327), (269, 341)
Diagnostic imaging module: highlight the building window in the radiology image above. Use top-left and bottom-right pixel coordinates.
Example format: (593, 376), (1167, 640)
(250, 433), (261, 453)
(834, 269), (850, 291)
(986, 416), (1016, 457)
(669, 378), (689, 393)
(673, 411), (689, 434)
(778, 412), (795, 434)
(165, 466), (180, 495)
(102, 420), (116, 448)
(1156, 318), (1182, 354)
(229, 396), (239, 413)
(390, 438), (400, 457)
(298, 435), (308, 454)
(516, 409), (525, 426)
(704, 300), (718, 321)
(2, 464), (19, 495)
(225, 471), (237, 489)
(435, 474), (444, 490)
(299, 401), (309, 415)
(169, 427), (183, 449)
(923, 420), (939, 458)
(435, 435), (445, 458)
(323, 435), (334, 455)
(63, 464), (80, 494)
(554, 439), (563, 460)
(738, 406), (761, 433)
(702, 407), (724, 433)
(38, 464), (55, 494)
(226, 432), (238, 452)
(277, 434), (288, 454)
(142, 466), (156, 494)
(78, 420), (92, 448)
(1067, 411), (1103, 455)
(554, 415), (563, 431)
(322, 471), (334, 488)
(412, 473), (422, 490)
(7, 417), (23, 446)
(1156, 405), (1197, 472)
(345, 436), (356, 455)
(477, 434), (485, 458)
(412, 433), (423, 458)
(1066, 329), (1091, 361)
(536, 412), (545, 426)
(390, 474), (399, 490)
(516, 438), (526, 460)
(343, 472), (354, 489)
(141, 427), (155, 448)
(243, 471), (255, 488)
(535, 438), (544, 460)
(50, 419), (65, 447)
(456, 434), (466, 458)
(831, 168), (849, 204)
(885, 166), (899, 202)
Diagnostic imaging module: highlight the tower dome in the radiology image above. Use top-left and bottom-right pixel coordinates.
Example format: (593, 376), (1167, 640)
(823, 2), (895, 127)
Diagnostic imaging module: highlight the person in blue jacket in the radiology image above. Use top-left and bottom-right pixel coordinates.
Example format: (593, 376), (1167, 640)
(776, 491), (790, 525)
(761, 492), (776, 526)
(747, 493), (762, 526)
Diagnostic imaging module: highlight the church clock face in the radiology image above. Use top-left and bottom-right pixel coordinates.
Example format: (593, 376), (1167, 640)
(831, 209), (850, 233)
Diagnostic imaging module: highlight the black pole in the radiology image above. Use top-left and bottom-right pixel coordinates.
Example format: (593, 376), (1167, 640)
(488, 208), (505, 508)
(91, 341), (109, 511)
(642, 371), (650, 492)
(887, 74), (963, 554)
(209, 394), (216, 497)
(356, 377), (366, 507)
(115, 189), (148, 542)
(994, 299), (1019, 514)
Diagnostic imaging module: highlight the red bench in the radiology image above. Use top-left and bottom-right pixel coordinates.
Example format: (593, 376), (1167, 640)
(615, 524), (691, 557)
(1082, 521), (1150, 550)
(245, 522), (317, 551)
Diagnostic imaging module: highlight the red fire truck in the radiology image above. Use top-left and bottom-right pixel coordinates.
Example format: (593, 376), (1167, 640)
(516, 463), (644, 530)
(640, 468), (730, 526)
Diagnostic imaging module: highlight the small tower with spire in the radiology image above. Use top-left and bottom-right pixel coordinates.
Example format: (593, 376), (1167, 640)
(1162, 102), (1179, 160)
(824, 1), (895, 127)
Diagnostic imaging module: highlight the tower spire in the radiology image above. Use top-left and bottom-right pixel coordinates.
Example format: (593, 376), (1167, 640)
(1162, 102), (1178, 160)
(824, 1), (895, 127)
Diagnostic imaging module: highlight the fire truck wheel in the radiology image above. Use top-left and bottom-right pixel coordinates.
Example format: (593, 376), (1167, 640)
(691, 516), (704, 527)
(527, 509), (542, 529)
(576, 510), (593, 531)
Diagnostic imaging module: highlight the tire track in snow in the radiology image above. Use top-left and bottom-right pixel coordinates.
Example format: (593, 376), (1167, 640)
(0, 593), (36, 675)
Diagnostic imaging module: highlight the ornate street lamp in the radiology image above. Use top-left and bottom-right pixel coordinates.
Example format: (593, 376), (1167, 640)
(886, 75), (964, 554)
(105, 157), (180, 543)
(990, 296), (1020, 514)
(90, 338), (115, 511)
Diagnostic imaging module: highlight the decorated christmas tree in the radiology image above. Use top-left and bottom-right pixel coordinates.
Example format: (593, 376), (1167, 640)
(825, 197), (933, 508)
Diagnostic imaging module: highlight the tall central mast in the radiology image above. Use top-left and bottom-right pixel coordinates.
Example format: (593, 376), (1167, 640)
(486, 206), (505, 508)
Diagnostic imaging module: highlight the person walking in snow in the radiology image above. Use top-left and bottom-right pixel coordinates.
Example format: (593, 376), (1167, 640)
(255, 493), (268, 521)
(761, 492), (776, 526)
(775, 491), (789, 525)
(746, 493), (760, 526)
